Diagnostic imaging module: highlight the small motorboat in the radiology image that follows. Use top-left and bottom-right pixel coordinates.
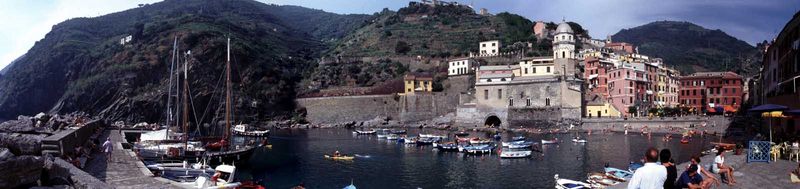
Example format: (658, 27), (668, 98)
(499, 149), (532, 158)
(454, 132), (469, 137)
(324, 154), (355, 160)
(572, 137), (587, 143)
(417, 137), (438, 145)
(232, 124), (270, 137)
(435, 142), (459, 151)
(386, 134), (400, 140)
(554, 174), (593, 189)
(402, 137), (418, 145)
(511, 136), (526, 141)
(680, 136), (689, 144)
(353, 129), (376, 135)
(462, 145), (494, 154)
(183, 164), (242, 189)
(390, 129), (407, 134)
(376, 134), (388, 138)
(603, 166), (633, 181)
(469, 138), (492, 145)
(501, 141), (535, 149)
(456, 137), (471, 143)
(587, 172), (621, 186)
(541, 139), (559, 144)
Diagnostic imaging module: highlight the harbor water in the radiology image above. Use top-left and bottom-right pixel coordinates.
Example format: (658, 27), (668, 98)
(234, 128), (715, 189)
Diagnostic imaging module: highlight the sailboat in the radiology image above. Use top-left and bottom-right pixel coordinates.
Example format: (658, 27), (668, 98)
(202, 38), (257, 164)
(134, 37), (206, 160)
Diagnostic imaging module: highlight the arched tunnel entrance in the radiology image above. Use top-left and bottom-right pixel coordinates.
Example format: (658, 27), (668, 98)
(484, 116), (501, 127)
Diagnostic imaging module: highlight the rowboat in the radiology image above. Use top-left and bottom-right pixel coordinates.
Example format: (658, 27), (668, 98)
(554, 174), (593, 189)
(501, 141), (535, 148)
(386, 134), (400, 140)
(511, 136), (526, 141)
(587, 172), (621, 186)
(324, 154), (355, 160)
(603, 166), (633, 181)
(417, 137), (438, 145)
(353, 129), (376, 135)
(541, 139), (559, 144)
(499, 150), (532, 158)
(469, 138), (492, 145)
(462, 145), (494, 154)
(402, 137), (418, 144)
(454, 132), (469, 137)
(435, 142), (459, 151)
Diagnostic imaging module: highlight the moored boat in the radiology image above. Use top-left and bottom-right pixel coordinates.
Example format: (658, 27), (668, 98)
(324, 154), (355, 160)
(499, 149), (532, 158)
(390, 129), (406, 134)
(571, 137), (587, 143)
(462, 145), (494, 154)
(469, 138), (492, 145)
(435, 142), (459, 151)
(502, 141), (535, 149)
(541, 138), (559, 144)
(511, 136), (526, 141)
(454, 132), (469, 137)
(353, 129), (376, 135)
(232, 124), (269, 137)
(386, 134), (400, 140)
(587, 172), (621, 186)
(554, 174), (592, 189)
(603, 166), (633, 181)
(183, 164), (242, 189)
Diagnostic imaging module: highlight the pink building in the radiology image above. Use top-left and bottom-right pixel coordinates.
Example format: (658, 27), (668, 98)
(606, 63), (651, 116)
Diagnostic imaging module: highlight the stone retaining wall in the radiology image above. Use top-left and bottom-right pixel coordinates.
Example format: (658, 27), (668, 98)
(297, 95), (401, 124)
(297, 93), (460, 124)
(582, 116), (731, 132)
(41, 120), (106, 156)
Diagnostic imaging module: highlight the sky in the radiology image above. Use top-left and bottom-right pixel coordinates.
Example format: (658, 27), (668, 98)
(1, 0), (798, 70)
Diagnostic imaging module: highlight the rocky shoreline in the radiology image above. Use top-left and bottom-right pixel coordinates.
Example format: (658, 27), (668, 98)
(0, 112), (109, 189)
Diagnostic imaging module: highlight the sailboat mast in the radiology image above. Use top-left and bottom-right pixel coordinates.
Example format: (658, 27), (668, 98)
(183, 51), (190, 150)
(225, 38), (232, 141)
(166, 37), (177, 140)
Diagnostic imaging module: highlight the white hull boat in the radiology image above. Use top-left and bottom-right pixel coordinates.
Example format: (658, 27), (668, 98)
(499, 150), (532, 158)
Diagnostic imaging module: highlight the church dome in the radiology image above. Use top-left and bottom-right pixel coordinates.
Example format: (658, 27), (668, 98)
(555, 22), (573, 34)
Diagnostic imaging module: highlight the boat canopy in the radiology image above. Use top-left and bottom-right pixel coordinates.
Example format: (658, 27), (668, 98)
(140, 129), (182, 142)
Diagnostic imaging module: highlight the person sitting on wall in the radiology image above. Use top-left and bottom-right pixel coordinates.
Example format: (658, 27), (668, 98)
(676, 164), (704, 189)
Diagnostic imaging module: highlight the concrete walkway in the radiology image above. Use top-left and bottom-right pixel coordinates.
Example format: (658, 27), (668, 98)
(83, 129), (182, 189)
(612, 151), (798, 188)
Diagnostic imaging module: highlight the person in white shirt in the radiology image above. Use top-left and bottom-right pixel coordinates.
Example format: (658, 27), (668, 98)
(628, 147), (667, 189)
(712, 148), (737, 185)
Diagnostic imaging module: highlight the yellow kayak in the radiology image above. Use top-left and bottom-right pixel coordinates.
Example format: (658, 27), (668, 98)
(324, 154), (354, 160)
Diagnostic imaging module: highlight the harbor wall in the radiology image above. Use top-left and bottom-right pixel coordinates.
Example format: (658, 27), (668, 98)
(41, 120), (106, 157)
(296, 93), (460, 124)
(48, 157), (113, 189)
(581, 116), (731, 131)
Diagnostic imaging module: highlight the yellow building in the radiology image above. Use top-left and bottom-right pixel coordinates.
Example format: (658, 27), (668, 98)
(518, 57), (555, 77)
(403, 73), (434, 94)
(585, 94), (621, 117)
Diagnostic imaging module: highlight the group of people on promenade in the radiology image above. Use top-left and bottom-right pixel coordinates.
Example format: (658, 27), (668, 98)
(627, 147), (736, 189)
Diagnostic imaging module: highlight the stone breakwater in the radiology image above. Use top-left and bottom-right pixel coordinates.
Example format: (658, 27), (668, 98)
(0, 112), (110, 189)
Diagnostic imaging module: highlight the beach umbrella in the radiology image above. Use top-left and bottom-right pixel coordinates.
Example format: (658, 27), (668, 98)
(783, 109), (800, 116)
(749, 104), (789, 143)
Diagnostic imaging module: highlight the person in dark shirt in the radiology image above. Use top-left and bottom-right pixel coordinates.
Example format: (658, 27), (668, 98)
(676, 164), (704, 189)
(660, 149), (677, 189)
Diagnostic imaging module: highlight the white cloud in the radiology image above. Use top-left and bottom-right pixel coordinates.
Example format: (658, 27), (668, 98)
(0, 0), (162, 70)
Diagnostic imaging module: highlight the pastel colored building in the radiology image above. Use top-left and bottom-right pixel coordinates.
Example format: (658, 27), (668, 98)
(679, 72), (743, 113)
(518, 57), (555, 77)
(605, 42), (636, 54)
(448, 57), (477, 76)
(479, 40), (500, 56)
(403, 73), (434, 94)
